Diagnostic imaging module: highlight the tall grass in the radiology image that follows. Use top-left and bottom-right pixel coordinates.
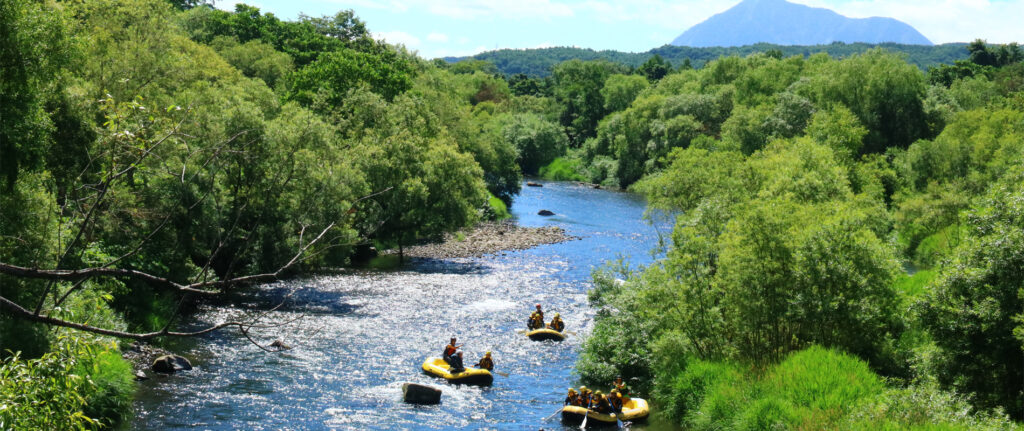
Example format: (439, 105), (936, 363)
(539, 157), (586, 181)
(657, 346), (1020, 430)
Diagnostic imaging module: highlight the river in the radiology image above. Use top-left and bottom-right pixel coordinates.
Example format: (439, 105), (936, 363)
(128, 180), (676, 430)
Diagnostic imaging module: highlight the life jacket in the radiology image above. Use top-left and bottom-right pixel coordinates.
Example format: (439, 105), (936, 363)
(443, 344), (457, 357)
(609, 395), (623, 412)
(550, 318), (564, 331)
(565, 394), (579, 406)
(477, 356), (493, 370)
(614, 382), (629, 396)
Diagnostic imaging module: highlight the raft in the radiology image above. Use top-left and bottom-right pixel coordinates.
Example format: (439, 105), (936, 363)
(560, 398), (650, 426)
(525, 328), (566, 341)
(421, 357), (493, 386)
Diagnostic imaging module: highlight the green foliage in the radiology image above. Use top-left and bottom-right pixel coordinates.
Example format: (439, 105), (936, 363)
(485, 191), (511, 220)
(0, 337), (133, 430)
(502, 113), (568, 175)
(289, 47), (414, 106)
(209, 36), (294, 88)
(918, 173), (1024, 418)
(455, 42), (971, 77)
(538, 157), (586, 182)
(800, 49), (929, 153)
(0, 0), (75, 188)
(552, 59), (627, 144)
(601, 74), (648, 112)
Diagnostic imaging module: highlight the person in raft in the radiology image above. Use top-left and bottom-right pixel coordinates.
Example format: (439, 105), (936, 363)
(608, 390), (624, 414)
(527, 303), (545, 329)
(547, 313), (565, 332)
(442, 337), (461, 364)
(449, 351), (466, 373)
(612, 376), (630, 398)
(578, 386), (593, 407)
(564, 388), (580, 406)
(593, 391), (612, 414)
(475, 351), (494, 370)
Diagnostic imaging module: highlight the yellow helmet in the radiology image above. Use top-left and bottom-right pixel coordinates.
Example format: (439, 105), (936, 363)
(555, 313), (560, 317)
(579, 386), (588, 392)
(568, 388), (577, 395)
(595, 390), (603, 396)
(485, 351), (491, 356)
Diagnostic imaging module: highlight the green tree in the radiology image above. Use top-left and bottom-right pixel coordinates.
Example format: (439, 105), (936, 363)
(503, 114), (568, 175)
(0, 0), (73, 188)
(800, 49), (928, 153)
(637, 54), (671, 82)
(918, 172), (1024, 418)
(288, 46), (415, 106)
(552, 59), (626, 145)
(601, 74), (648, 112)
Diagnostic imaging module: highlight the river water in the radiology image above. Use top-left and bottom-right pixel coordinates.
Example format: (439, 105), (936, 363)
(128, 180), (675, 430)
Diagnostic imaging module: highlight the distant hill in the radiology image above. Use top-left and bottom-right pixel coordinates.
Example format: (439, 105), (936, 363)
(673, 0), (931, 47)
(444, 43), (968, 77)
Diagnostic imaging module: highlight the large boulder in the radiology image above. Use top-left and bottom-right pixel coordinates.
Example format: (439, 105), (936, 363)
(151, 354), (193, 374)
(538, 210), (555, 216)
(402, 383), (442, 405)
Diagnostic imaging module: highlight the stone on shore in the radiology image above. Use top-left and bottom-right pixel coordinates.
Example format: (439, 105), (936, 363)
(397, 220), (578, 260)
(152, 354), (192, 374)
(403, 383), (442, 405)
(538, 210), (555, 216)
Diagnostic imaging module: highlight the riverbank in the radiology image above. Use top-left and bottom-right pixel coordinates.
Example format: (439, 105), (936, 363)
(399, 220), (579, 259)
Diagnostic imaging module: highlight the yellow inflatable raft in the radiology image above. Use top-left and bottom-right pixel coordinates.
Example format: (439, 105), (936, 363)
(421, 357), (493, 386)
(525, 328), (566, 341)
(560, 398), (649, 426)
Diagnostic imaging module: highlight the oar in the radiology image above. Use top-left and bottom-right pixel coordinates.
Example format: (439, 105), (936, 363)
(493, 370), (509, 377)
(564, 330), (578, 336)
(544, 406), (563, 421)
(580, 401), (592, 430)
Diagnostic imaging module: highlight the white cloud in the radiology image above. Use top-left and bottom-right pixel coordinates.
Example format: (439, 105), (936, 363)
(797, 0), (1024, 43)
(374, 30), (421, 47)
(427, 32), (450, 43)
(363, 0), (574, 20)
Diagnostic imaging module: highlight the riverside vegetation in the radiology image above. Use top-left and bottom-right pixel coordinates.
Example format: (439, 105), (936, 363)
(1, 0), (1023, 429)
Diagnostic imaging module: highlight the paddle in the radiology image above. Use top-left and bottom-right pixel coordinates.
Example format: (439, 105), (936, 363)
(493, 370), (509, 377)
(543, 406), (563, 422)
(580, 400), (592, 430)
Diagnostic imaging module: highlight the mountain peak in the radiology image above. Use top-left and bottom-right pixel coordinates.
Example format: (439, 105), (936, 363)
(672, 0), (931, 47)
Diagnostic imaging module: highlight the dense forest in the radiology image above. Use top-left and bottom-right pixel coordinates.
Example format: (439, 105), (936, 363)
(446, 42), (971, 77)
(565, 37), (1024, 430)
(2, 0), (1024, 429)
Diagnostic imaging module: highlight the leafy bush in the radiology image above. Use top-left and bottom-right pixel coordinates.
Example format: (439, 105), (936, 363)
(0, 337), (133, 430)
(538, 157), (586, 181)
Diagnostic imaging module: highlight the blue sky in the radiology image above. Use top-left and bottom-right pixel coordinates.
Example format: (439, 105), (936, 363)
(218, 0), (1024, 58)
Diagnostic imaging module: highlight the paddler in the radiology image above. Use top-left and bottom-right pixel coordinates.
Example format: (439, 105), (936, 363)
(442, 337), (461, 364)
(608, 390), (624, 414)
(612, 376), (630, 399)
(449, 351), (466, 373)
(527, 303), (544, 330)
(593, 391), (612, 414)
(578, 386), (593, 407)
(564, 388), (580, 406)
(475, 351), (494, 370)
(547, 313), (565, 332)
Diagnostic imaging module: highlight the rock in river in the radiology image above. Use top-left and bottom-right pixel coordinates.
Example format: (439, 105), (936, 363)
(538, 209), (555, 216)
(151, 354), (193, 374)
(403, 383), (442, 405)
(526, 182), (543, 187)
